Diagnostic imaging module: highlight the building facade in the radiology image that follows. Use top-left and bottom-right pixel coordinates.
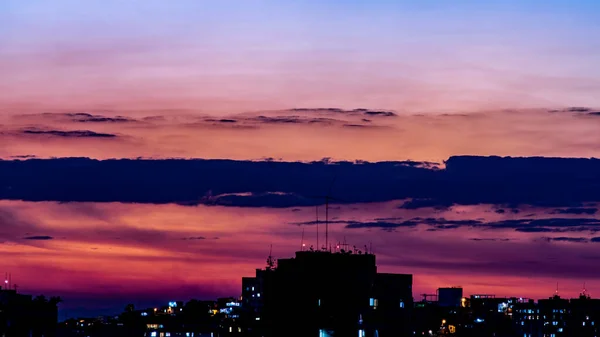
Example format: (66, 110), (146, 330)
(242, 250), (412, 337)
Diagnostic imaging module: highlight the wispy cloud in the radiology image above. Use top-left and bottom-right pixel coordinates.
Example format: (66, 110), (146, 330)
(289, 108), (397, 117)
(23, 235), (54, 240)
(21, 128), (117, 138)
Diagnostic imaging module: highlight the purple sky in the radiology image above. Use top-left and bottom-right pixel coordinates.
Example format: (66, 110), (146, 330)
(1, 0), (600, 319)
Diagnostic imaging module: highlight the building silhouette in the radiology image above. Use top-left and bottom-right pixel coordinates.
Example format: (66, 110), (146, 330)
(437, 287), (463, 307)
(241, 249), (412, 337)
(0, 288), (59, 337)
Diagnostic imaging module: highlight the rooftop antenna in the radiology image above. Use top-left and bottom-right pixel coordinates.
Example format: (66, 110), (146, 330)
(308, 172), (342, 252)
(3, 273), (7, 290)
(342, 237), (349, 251)
(300, 228), (305, 251)
(316, 205), (319, 251)
(324, 175), (338, 252)
(555, 282), (559, 297)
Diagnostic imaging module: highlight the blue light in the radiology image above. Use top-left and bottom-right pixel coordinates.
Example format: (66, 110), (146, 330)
(475, 318), (484, 323)
(169, 301), (177, 307)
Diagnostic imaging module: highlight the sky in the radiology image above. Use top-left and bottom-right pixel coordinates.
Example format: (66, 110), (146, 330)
(1, 0), (600, 319)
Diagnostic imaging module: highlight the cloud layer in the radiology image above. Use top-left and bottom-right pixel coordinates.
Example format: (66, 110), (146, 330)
(1, 156), (599, 208)
(1, 108), (600, 162)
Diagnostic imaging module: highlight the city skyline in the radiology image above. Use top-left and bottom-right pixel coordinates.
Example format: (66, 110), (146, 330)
(1, 0), (600, 320)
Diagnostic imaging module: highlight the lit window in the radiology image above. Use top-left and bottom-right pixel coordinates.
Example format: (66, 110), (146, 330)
(252, 287), (255, 291)
(257, 293), (261, 297)
(358, 329), (366, 337)
(400, 301), (404, 308)
(369, 298), (378, 308)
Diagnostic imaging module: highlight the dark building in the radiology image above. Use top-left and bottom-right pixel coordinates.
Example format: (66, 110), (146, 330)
(461, 295), (516, 336)
(0, 288), (59, 337)
(437, 287), (463, 307)
(511, 291), (600, 337)
(513, 298), (541, 337)
(242, 249), (412, 337)
(569, 292), (600, 336)
(413, 294), (518, 337)
(538, 294), (569, 337)
(241, 270), (266, 335)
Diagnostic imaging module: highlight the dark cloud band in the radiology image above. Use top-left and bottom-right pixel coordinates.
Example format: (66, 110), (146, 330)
(0, 156), (599, 208)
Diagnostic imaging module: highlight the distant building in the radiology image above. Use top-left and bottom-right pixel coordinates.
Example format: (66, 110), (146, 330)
(437, 287), (463, 307)
(242, 249), (413, 337)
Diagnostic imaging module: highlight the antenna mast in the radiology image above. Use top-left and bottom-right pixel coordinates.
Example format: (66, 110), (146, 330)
(316, 206), (319, 251)
(325, 197), (329, 251)
(300, 228), (305, 251)
(325, 175), (337, 253)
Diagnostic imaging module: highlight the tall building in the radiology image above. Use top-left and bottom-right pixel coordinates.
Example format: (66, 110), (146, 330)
(569, 292), (600, 336)
(538, 294), (569, 337)
(241, 249), (412, 337)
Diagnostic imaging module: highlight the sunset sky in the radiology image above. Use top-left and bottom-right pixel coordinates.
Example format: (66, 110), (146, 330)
(1, 0), (600, 319)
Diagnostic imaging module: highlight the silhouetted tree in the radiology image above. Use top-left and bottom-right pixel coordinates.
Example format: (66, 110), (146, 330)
(31, 294), (60, 337)
(125, 303), (135, 312)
